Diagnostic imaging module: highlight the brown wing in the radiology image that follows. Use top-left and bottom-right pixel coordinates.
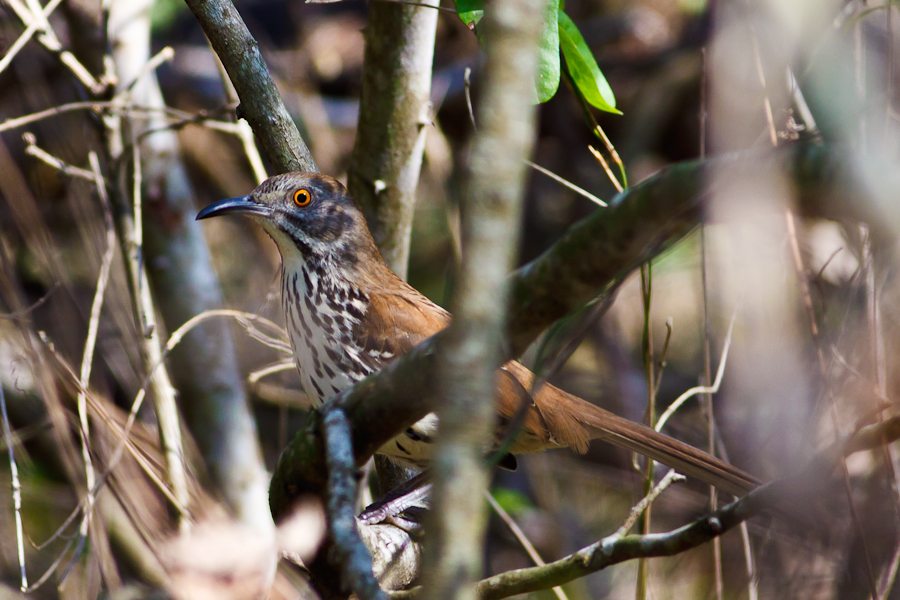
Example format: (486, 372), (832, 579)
(352, 280), (452, 371)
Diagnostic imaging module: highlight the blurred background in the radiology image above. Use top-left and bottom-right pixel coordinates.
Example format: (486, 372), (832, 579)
(2, 0), (900, 597)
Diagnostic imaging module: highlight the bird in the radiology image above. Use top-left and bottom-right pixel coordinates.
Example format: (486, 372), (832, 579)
(197, 172), (759, 497)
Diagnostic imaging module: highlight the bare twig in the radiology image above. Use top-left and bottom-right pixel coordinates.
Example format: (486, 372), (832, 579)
(464, 65), (603, 209)
(3, 0), (107, 93)
(125, 125), (191, 529)
(209, 50), (267, 184)
(592, 125), (626, 187)
(23, 134), (99, 182)
(616, 469), (685, 537)
(123, 46), (174, 93)
(372, 0), (457, 12)
(73, 152), (116, 543)
(486, 491), (568, 600)
(655, 310), (739, 433)
(0, 100), (237, 134)
(35, 308), (282, 545)
(248, 360), (296, 384)
(525, 160), (607, 207)
(750, 36), (778, 145)
(0, 282), (59, 320)
(0, 0), (66, 75)
(588, 145), (623, 194)
(0, 382), (28, 590)
(36, 334), (191, 518)
(636, 262), (654, 600)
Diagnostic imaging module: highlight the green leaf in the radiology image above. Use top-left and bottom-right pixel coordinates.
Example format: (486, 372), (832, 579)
(455, 0), (559, 103)
(454, 0), (483, 29)
(535, 0), (561, 103)
(558, 11), (620, 114)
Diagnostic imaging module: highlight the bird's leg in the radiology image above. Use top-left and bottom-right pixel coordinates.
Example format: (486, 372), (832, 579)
(359, 469), (432, 526)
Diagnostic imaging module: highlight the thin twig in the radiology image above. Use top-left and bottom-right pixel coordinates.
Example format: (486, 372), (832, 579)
(74, 152), (116, 547)
(4, 0), (107, 94)
(23, 133), (100, 182)
(123, 46), (175, 93)
(96, 310), (288, 498)
(592, 125), (627, 188)
(587, 145), (623, 193)
(36, 335), (191, 519)
(616, 469), (685, 537)
(0, 282), (59, 320)
(486, 491), (568, 600)
(698, 49), (726, 593)
(636, 262), (654, 600)
(0, 101), (235, 134)
(371, 0), (457, 12)
(0, 382), (28, 590)
(464, 67), (476, 130)
(34, 309), (282, 547)
(651, 318), (673, 398)
(247, 360), (296, 384)
(463, 68), (601, 208)
(655, 309), (739, 433)
(742, 4), (778, 147)
(23, 534), (76, 592)
(525, 160), (607, 207)
(467, 415), (900, 600)
(209, 49), (267, 183)
(0, 0), (66, 75)
(108, 105), (189, 527)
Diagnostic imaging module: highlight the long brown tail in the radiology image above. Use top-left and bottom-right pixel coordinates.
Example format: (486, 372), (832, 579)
(499, 362), (760, 497)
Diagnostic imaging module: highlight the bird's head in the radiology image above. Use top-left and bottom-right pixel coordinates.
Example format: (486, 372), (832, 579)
(197, 172), (374, 263)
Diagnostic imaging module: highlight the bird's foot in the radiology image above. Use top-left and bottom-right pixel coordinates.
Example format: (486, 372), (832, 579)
(359, 471), (432, 526)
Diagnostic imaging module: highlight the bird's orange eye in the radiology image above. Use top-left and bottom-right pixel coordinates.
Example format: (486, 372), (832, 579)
(293, 189), (312, 207)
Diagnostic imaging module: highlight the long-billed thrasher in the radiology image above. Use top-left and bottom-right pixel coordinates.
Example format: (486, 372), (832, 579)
(197, 172), (758, 497)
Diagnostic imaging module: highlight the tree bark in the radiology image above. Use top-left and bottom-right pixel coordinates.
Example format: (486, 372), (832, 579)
(347, 0), (439, 280)
(421, 0), (548, 598)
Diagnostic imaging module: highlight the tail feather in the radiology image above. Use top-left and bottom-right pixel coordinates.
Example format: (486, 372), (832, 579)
(501, 361), (760, 497)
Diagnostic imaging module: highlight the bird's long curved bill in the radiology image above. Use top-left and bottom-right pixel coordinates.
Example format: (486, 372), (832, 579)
(196, 195), (272, 220)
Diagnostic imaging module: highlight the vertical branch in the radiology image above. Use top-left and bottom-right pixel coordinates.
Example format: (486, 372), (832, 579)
(698, 47), (725, 600)
(0, 380), (27, 591)
(347, 0), (440, 279)
(103, 0), (187, 528)
(102, 0), (273, 531)
(347, 0), (441, 496)
(75, 152), (116, 542)
(422, 0), (547, 598)
(636, 263), (654, 600)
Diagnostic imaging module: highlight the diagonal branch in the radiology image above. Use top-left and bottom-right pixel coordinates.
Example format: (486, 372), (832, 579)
(181, 0), (316, 173)
(504, 144), (895, 355)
